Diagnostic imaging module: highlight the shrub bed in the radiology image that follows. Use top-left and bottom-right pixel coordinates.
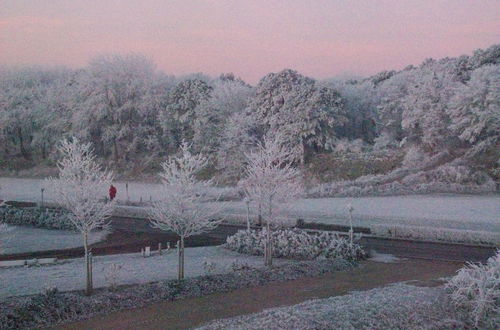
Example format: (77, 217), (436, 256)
(446, 250), (500, 328)
(0, 259), (354, 329)
(0, 205), (75, 230)
(225, 229), (366, 261)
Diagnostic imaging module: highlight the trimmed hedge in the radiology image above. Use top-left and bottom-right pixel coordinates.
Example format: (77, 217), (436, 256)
(0, 206), (75, 230)
(225, 228), (366, 261)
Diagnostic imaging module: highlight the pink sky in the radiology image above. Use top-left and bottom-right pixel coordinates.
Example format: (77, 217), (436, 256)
(1, 0), (499, 84)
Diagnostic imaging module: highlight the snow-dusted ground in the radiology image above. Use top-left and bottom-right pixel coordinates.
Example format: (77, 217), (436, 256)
(0, 177), (227, 203)
(0, 225), (108, 254)
(198, 283), (461, 329)
(0, 246), (290, 299)
(1, 177), (499, 232)
(220, 194), (500, 232)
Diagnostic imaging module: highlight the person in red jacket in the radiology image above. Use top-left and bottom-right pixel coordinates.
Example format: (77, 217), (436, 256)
(109, 184), (117, 201)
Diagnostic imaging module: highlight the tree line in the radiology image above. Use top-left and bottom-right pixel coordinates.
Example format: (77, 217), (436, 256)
(0, 44), (498, 180)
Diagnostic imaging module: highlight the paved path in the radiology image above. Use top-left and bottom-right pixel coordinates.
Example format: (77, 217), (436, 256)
(53, 258), (463, 330)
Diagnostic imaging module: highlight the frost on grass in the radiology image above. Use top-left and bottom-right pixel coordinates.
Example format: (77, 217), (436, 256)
(371, 224), (500, 246)
(0, 246), (292, 299)
(369, 251), (403, 263)
(0, 225), (108, 254)
(198, 284), (464, 330)
(446, 250), (500, 328)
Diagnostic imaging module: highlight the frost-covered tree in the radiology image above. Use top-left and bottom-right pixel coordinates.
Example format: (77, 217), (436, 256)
(248, 69), (347, 162)
(73, 54), (164, 163)
(160, 79), (212, 151)
(46, 138), (115, 295)
(401, 69), (459, 152)
(238, 137), (303, 266)
(376, 68), (417, 145)
(216, 111), (259, 183)
(448, 65), (500, 147)
(149, 142), (222, 279)
(325, 79), (378, 143)
(0, 67), (74, 160)
(192, 76), (252, 153)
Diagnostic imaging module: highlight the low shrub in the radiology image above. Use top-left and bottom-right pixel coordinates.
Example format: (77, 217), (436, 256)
(0, 259), (354, 329)
(0, 205), (75, 230)
(225, 229), (366, 261)
(446, 250), (500, 328)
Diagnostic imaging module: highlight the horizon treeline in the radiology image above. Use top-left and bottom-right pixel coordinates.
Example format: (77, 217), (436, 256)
(0, 44), (498, 181)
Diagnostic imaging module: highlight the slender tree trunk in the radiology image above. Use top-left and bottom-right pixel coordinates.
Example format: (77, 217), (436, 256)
(265, 220), (272, 267)
(113, 139), (119, 162)
(178, 236), (185, 280)
(265, 196), (273, 267)
(17, 127), (29, 159)
(41, 142), (46, 160)
(246, 201), (250, 230)
(83, 232), (93, 295)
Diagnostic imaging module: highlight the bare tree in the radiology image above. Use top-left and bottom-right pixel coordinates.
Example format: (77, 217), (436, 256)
(46, 138), (115, 295)
(149, 142), (222, 280)
(239, 137), (303, 266)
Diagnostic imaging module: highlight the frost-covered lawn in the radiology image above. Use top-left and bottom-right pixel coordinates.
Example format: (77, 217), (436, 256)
(0, 246), (289, 299)
(198, 283), (462, 329)
(220, 194), (500, 232)
(2, 177), (499, 231)
(0, 225), (107, 255)
(0, 177), (227, 203)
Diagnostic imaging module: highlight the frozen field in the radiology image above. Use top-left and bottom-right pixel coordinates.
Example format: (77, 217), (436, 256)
(1, 177), (499, 232)
(0, 177), (227, 203)
(0, 226), (108, 254)
(220, 194), (500, 232)
(0, 246), (290, 299)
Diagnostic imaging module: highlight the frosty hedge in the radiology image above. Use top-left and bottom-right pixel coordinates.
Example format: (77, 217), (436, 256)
(225, 229), (366, 261)
(0, 259), (353, 329)
(0, 205), (75, 230)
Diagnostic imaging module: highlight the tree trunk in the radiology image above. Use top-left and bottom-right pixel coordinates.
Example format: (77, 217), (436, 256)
(41, 142), (46, 160)
(83, 232), (93, 295)
(265, 221), (273, 267)
(17, 127), (29, 160)
(178, 236), (185, 280)
(265, 196), (273, 267)
(113, 139), (119, 162)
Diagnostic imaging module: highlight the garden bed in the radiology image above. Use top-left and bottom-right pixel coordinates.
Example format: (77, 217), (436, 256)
(0, 258), (353, 329)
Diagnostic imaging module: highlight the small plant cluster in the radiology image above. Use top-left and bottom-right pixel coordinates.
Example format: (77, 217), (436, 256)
(446, 250), (500, 328)
(225, 229), (366, 261)
(0, 259), (353, 329)
(0, 205), (75, 230)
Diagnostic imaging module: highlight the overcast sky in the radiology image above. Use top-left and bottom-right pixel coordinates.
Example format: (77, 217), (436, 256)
(1, 0), (499, 84)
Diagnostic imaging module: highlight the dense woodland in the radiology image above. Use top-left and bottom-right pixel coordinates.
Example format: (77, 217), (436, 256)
(0, 44), (498, 188)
